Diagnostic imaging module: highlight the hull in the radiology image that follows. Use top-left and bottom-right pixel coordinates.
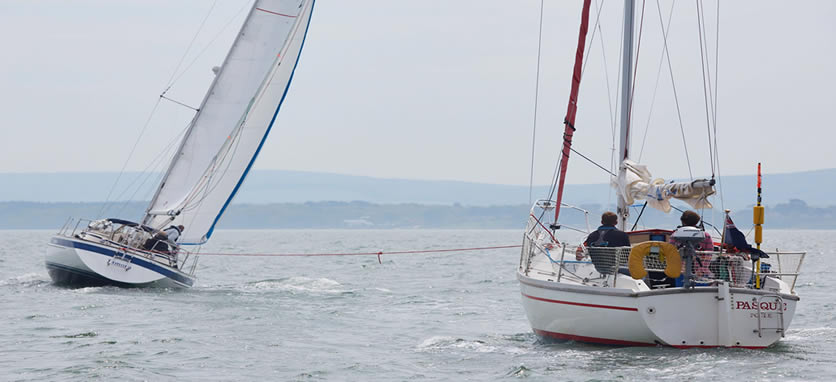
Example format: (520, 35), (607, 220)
(519, 272), (798, 348)
(520, 275), (656, 346)
(46, 236), (195, 288)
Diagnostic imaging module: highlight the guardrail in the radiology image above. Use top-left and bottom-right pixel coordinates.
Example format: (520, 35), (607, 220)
(521, 212), (805, 292)
(55, 217), (199, 275)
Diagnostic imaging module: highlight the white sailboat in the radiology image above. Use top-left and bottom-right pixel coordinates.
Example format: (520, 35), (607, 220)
(518, 0), (805, 348)
(46, 0), (316, 288)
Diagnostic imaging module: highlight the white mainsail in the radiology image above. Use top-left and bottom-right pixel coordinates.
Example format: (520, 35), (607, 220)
(144, 0), (315, 244)
(613, 159), (715, 213)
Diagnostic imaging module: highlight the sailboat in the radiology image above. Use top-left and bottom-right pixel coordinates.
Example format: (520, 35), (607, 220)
(518, 0), (805, 347)
(46, 0), (316, 288)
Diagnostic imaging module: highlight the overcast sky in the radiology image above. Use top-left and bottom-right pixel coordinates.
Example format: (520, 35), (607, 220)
(0, 0), (833, 186)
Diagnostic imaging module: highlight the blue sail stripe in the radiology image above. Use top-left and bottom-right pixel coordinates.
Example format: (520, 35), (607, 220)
(200, 0), (317, 244)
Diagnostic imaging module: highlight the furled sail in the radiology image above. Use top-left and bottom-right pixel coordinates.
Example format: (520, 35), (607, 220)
(144, 0), (315, 244)
(613, 160), (715, 213)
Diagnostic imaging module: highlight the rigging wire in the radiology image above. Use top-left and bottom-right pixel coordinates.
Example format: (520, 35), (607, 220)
(545, 142), (564, 203)
(625, 0), (647, 149)
(580, 0), (609, 77)
(637, 0), (677, 162)
(630, 201), (648, 230)
(713, 0), (725, 213)
(608, 1), (626, 207)
(148, 2), (289, 235)
(96, 98), (163, 219)
(98, 1), (222, 219)
(134, 2), (221, 222)
(571, 148), (617, 177)
(167, 1), (251, 89)
(545, 0), (607, 206)
(174, 16), (307, 231)
(109, 125), (191, 217)
(159, 95), (200, 112)
(592, 0), (617, 177)
(162, 0), (218, 94)
(195, 244), (523, 261)
(580, 0), (619, 187)
(695, 0), (716, 177)
(528, 0), (545, 205)
(655, 0), (694, 180)
(148, 2), (255, 225)
(699, 0), (718, 159)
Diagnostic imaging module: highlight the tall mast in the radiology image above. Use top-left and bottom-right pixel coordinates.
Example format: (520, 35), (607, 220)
(552, 0), (592, 225)
(617, 0), (635, 230)
(141, 0), (316, 244)
(142, 1), (260, 226)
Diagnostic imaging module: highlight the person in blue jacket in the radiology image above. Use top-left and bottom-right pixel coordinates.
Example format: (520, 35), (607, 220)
(584, 211), (630, 247)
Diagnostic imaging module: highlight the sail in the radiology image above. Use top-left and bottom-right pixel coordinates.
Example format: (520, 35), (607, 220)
(613, 160), (715, 213)
(144, 0), (315, 244)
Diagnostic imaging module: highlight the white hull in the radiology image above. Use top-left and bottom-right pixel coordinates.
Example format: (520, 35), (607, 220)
(519, 271), (798, 348)
(46, 236), (195, 288)
(518, 205), (804, 348)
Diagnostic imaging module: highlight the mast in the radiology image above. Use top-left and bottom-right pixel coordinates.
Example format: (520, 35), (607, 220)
(617, 0), (635, 230)
(142, 0), (315, 244)
(142, 1), (260, 226)
(553, 0), (592, 225)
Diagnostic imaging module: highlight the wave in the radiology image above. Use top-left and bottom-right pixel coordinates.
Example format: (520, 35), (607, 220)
(0, 273), (51, 288)
(416, 335), (531, 355)
(239, 276), (352, 295)
(785, 326), (836, 341)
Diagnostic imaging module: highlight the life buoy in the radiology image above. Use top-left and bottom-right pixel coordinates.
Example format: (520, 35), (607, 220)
(628, 241), (681, 279)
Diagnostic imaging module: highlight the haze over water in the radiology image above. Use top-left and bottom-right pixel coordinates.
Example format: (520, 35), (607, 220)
(2, 229), (833, 381)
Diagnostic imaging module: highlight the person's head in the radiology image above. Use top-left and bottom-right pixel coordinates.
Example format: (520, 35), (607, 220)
(680, 210), (701, 227)
(177, 225), (184, 231)
(601, 211), (618, 226)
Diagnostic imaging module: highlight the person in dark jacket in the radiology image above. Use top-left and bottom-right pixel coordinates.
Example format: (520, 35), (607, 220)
(144, 225), (184, 253)
(584, 211), (631, 247)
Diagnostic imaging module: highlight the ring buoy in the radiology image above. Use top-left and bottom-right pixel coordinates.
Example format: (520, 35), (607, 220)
(628, 241), (681, 279)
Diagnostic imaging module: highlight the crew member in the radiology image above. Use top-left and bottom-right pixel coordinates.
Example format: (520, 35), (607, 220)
(677, 210), (713, 250)
(675, 210), (714, 278)
(163, 225), (184, 243)
(584, 211), (631, 247)
(145, 225), (184, 254)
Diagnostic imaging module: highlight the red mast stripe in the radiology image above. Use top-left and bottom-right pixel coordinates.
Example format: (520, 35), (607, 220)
(554, 0), (592, 223)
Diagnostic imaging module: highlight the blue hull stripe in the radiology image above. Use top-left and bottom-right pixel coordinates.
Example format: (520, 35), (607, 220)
(201, 0), (317, 244)
(50, 237), (195, 286)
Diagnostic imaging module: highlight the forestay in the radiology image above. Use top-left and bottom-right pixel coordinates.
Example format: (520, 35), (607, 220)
(144, 0), (314, 244)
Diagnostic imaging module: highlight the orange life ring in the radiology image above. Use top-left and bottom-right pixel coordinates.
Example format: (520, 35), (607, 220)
(628, 241), (681, 279)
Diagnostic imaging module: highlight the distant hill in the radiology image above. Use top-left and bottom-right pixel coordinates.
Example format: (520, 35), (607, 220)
(2, 199), (833, 230)
(1, 168), (834, 208)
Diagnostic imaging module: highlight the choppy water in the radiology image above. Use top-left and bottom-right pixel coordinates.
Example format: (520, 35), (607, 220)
(1, 229), (834, 381)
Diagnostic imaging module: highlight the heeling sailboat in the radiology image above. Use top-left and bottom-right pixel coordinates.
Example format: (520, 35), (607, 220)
(518, 0), (804, 348)
(46, 0), (316, 288)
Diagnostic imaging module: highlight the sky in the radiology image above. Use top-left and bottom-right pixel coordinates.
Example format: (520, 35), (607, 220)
(0, 0), (834, 186)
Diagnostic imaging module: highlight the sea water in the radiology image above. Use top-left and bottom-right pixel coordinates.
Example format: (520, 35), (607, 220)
(1, 229), (833, 381)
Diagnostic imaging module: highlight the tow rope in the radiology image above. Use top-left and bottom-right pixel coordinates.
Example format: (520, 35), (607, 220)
(195, 245), (522, 264)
